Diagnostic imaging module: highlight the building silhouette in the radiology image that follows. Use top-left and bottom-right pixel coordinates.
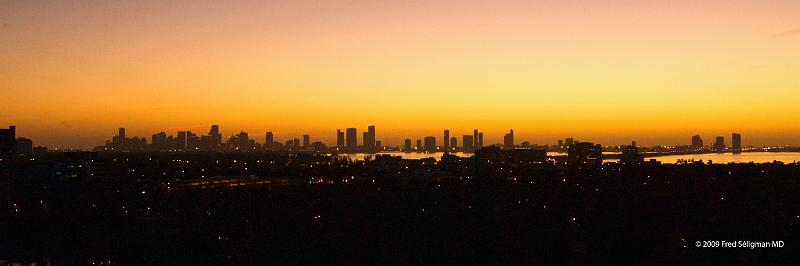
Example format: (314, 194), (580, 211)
(423, 136), (436, 153)
(416, 139), (422, 152)
(620, 145), (644, 165)
(303, 135), (310, 148)
(714, 136), (725, 151)
(14, 138), (33, 154)
(266, 132), (274, 150)
(345, 128), (357, 151)
(443, 130), (450, 151)
(691, 135), (703, 148)
(503, 129), (514, 150)
(732, 133), (742, 153)
(567, 142), (602, 165)
(404, 139), (412, 152)
(0, 126), (16, 155)
(336, 129), (344, 147)
(565, 138), (575, 147)
(365, 125), (376, 152)
(450, 137), (458, 151)
(463, 135), (474, 152)
(473, 129), (479, 149)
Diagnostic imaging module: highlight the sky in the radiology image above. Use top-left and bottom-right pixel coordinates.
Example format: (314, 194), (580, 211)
(1, 0), (799, 149)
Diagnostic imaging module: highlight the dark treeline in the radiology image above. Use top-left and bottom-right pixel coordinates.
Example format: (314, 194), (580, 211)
(0, 152), (798, 264)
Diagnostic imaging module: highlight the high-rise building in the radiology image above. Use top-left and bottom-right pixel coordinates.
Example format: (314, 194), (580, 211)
(463, 135), (474, 152)
(404, 139), (412, 152)
(366, 125), (376, 152)
(363, 132), (369, 149)
(336, 129), (344, 147)
(732, 133), (742, 153)
(303, 135), (310, 148)
(416, 139), (422, 151)
(473, 129), (479, 148)
(691, 135), (703, 148)
(567, 142), (603, 165)
(443, 130), (450, 151)
(503, 129), (514, 150)
(266, 132), (274, 150)
(0, 126), (16, 155)
(207, 125), (221, 150)
(237, 132), (250, 150)
(565, 138), (574, 147)
(478, 132), (484, 148)
(714, 136), (725, 151)
(423, 136), (436, 153)
(151, 132), (167, 151)
(293, 138), (300, 149)
(176, 131), (187, 150)
(558, 139), (564, 148)
(345, 128), (357, 151)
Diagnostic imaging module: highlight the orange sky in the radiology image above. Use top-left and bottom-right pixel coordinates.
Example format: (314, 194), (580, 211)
(2, 0), (800, 149)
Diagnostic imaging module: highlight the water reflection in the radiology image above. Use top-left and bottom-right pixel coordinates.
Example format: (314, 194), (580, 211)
(645, 152), (800, 164)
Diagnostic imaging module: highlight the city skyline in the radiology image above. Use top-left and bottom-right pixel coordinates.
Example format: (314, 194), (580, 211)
(2, 123), (762, 153)
(2, 1), (800, 149)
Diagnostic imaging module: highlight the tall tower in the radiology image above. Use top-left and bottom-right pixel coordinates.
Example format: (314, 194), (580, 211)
(443, 130), (450, 151)
(345, 128), (357, 151)
(336, 129), (344, 147)
(732, 133), (742, 153)
(503, 129), (514, 150)
(265, 132), (274, 149)
(691, 135), (703, 148)
(367, 125), (376, 152)
(473, 129), (479, 149)
(303, 135), (310, 148)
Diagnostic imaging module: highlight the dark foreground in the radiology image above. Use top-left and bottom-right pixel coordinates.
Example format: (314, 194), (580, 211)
(1, 152), (798, 264)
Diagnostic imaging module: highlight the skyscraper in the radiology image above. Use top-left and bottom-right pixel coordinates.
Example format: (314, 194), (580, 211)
(473, 129), (479, 148)
(238, 132), (250, 150)
(151, 132), (167, 151)
(732, 133), (742, 153)
(691, 135), (703, 148)
(478, 132), (484, 148)
(208, 125), (221, 150)
(416, 139), (422, 152)
(303, 135), (310, 148)
(450, 137), (458, 150)
(443, 130), (450, 151)
(463, 135), (474, 152)
(423, 136), (436, 153)
(404, 138), (412, 152)
(0, 126), (15, 155)
(336, 129), (344, 147)
(363, 132), (369, 150)
(503, 129), (514, 150)
(266, 132), (274, 150)
(565, 138), (574, 147)
(366, 125), (376, 152)
(345, 128), (357, 151)
(176, 131), (187, 150)
(714, 136), (725, 151)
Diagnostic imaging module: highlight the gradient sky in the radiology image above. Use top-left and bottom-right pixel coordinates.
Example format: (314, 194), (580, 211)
(2, 0), (800, 149)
